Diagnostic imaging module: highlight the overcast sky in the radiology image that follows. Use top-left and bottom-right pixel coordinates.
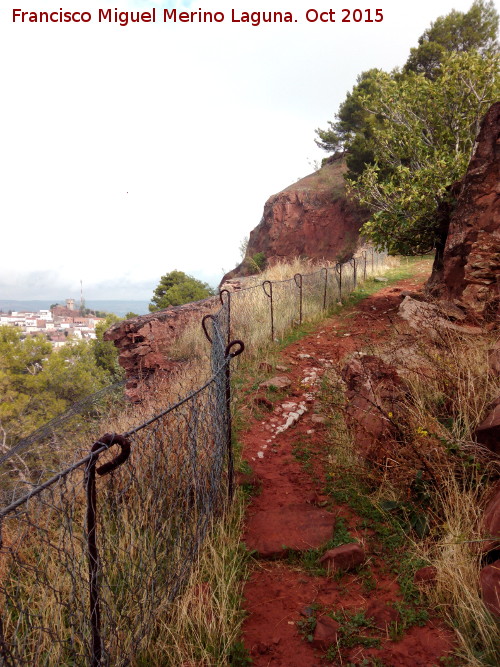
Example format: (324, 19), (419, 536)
(0, 0), (496, 300)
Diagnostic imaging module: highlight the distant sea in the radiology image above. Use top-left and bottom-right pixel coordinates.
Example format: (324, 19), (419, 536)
(0, 300), (150, 318)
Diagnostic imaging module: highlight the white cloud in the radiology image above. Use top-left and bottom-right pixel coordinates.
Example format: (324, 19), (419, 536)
(0, 0), (495, 298)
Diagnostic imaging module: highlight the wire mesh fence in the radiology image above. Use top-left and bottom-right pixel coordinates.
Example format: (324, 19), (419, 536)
(0, 299), (244, 666)
(0, 246), (388, 665)
(223, 247), (388, 353)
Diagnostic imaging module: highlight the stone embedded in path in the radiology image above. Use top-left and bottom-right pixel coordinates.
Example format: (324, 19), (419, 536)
(311, 616), (340, 650)
(275, 402), (307, 434)
(480, 560), (500, 618)
(311, 414), (326, 424)
(259, 375), (291, 390)
(365, 600), (400, 630)
(244, 504), (336, 558)
(319, 543), (366, 572)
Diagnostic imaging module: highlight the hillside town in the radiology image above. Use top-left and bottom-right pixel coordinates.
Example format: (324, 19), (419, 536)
(0, 298), (104, 346)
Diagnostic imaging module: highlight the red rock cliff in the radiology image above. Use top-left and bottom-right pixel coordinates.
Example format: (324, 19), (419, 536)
(427, 102), (500, 321)
(223, 156), (369, 283)
(104, 298), (218, 401)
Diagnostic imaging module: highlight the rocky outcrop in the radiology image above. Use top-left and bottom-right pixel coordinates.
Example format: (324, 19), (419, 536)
(341, 353), (404, 457)
(104, 297), (218, 401)
(222, 156), (368, 283)
(480, 482), (500, 554)
(475, 397), (500, 455)
(480, 560), (500, 617)
(427, 102), (500, 321)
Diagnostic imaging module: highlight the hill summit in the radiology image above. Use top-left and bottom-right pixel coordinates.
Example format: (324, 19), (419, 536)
(223, 155), (369, 284)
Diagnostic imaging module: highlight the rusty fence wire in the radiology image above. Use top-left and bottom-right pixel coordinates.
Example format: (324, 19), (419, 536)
(224, 247), (388, 351)
(0, 300), (244, 666)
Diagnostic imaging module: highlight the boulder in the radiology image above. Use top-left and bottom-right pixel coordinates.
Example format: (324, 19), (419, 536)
(489, 340), (500, 376)
(311, 616), (340, 650)
(319, 543), (366, 572)
(104, 297), (219, 401)
(259, 376), (292, 390)
(427, 102), (500, 321)
(480, 560), (500, 617)
(475, 398), (500, 455)
(436, 300), (467, 321)
(398, 296), (482, 336)
(341, 354), (403, 456)
(480, 482), (500, 553)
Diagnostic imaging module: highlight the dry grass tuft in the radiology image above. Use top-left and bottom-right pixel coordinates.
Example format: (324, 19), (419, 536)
(146, 494), (250, 666)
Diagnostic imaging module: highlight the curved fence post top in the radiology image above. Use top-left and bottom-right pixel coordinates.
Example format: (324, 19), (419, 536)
(89, 433), (131, 477)
(225, 340), (245, 359)
(293, 273), (303, 288)
(201, 314), (215, 343)
(262, 280), (273, 298)
(219, 289), (231, 306)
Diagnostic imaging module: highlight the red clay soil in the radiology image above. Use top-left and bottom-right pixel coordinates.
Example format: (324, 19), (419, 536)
(239, 262), (456, 666)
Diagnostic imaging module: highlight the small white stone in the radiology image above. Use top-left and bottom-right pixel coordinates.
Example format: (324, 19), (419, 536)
(257, 451), (264, 459)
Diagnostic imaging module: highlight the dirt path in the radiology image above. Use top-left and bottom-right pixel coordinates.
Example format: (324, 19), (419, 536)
(239, 262), (455, 666)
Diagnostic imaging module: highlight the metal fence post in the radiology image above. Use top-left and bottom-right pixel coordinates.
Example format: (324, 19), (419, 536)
(262, 280), (274, 342)
(219, 289), (231, 345)
(322, 267), (328, 310)
(350, 258), (358, 290)
(362, 251), (367, 281)
(294, 273), (303, 325)
(85, 433), (131, 667)
(335, 263), (343, 303)
(224, 341), (244, 500)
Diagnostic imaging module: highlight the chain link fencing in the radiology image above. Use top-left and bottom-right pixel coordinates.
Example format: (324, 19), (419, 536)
(0, 298), (245, 666)
(0, 247), (388, 665)
(220, 247), (388, 355)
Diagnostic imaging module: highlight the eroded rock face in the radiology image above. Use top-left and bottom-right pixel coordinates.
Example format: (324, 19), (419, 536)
(104, 297), (218, 401)
(480, 560), (500, 618)
(480, 481), (500, 554)
(222, 157), (368, 283)
(427, 102), (500, 321)
(341, 353), (404, 457)
(475, 396), (500, 455)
